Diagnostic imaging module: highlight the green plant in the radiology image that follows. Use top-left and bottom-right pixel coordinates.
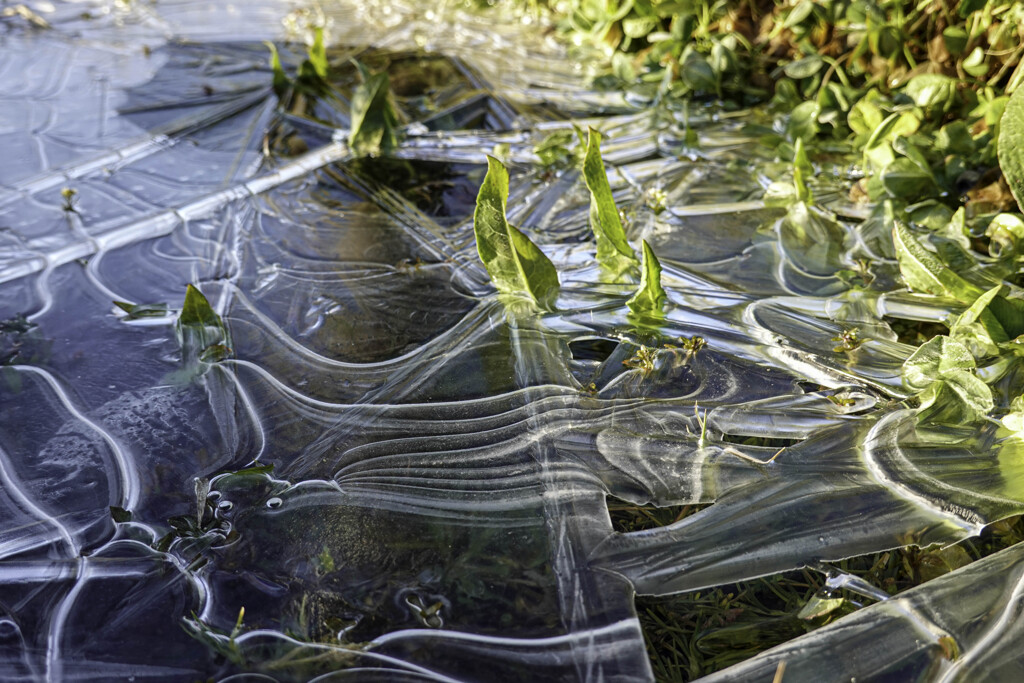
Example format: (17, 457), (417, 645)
(348, 59), (400, 157)
(473, 156), (561, 309)
(176, 284), (231, 365)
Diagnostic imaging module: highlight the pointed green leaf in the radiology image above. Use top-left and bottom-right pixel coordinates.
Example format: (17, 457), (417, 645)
(473, 156), (560, 309)
(950, 286), (1006, 358)
(892, 219), (983, 302)
(179, 284), (221, 328)
(348, 60), (399, 158)
(798, 595), (846, 620)
(626, 240), (667, 316)
(581, 127), (638, 278)
(264, 42), (290, 100)
(297, 29), (331, 95)
(176, 285), (230, 365)
(998, 85), (1024, 212)
(953, 286), (1002, 330)
(114, 300), (170, 321)
(307, 26), (329, 81)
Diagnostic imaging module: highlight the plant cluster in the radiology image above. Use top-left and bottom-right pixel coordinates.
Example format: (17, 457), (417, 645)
(474, 127), (668, 316)
(268, 28), (402, 158)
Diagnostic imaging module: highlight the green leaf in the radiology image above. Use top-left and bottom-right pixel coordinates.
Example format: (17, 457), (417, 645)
(792, 138), (813, 203)
(904, 74), (957, 114)
(473, 156), (560, 309)
(787, 100), (820, 142)
(798, 595), (846, 620)
(580, 127), (639, 278)
(848, 99), (883, 138)
(958, 0), (988, 18)
(963, 46), (989, 78)
(709, 41), (737, 77)
(307, 26), (329, 82)
(949, 285), (1006, 358)
(863, 112), (920, 171)
(265, 42), (290, 100)
(784, 54), (824, 80)
(179, 284), (221, 328)
(113, 300), (169, 321)
(296, 29), (330, 95)
(622, 16), (658, 38)
(348, 60), (400, 158)
(881, 157), (937, 199)
(176, 285), (230, 365)
(109, 506), (132, 523)
(784, 0), (815, 28)
(1001, 396), (1024, 436)
(935, 120), (976, 156)
(903, 335), (993, 423)
(986, 213), (1024, 259)
(679, 50), (718, 93)
(942, 26), (969, 55)
(998, 85), (1024, 213)
(533, 129), (579, 170)
(626, 240), (667, 316)
(892, 219), (983, 302)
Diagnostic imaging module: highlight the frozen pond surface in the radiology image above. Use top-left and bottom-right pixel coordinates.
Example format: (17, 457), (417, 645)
(1, 1), (1024, 681)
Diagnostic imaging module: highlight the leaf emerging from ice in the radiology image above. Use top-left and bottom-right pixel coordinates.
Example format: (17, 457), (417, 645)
(580, 127), (638, 279)
(473, 156), (559, 309)
(626, 240), (666, 317)
(348, 59), (399, 158)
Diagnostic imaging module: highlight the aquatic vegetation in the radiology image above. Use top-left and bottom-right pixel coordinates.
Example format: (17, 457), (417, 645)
(473, 156), (560, 308)
(348, 60), (400, 157)
(626, 239), (667, 317)
(580, 126), (639, 279)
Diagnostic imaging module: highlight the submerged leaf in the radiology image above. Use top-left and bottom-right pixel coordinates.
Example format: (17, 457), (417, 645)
(473, 156), (560, 309)
(999, 86), (1024, 212)
(903, 335), (993, 423)
(580, 127), (638, 278)
(348, 60), (400, 158)
(627, 240), (667, 316)
(113, 300), (170, 321)
(797, 595), (846, 620)
(892, 219), (982, 303)
(179, 284), (221, 328)
(176, 285), (230, 365)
